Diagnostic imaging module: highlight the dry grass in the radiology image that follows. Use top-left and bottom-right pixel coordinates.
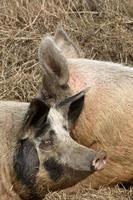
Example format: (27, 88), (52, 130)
(0, 0), (133, 101)
(0, 0), (133, 199)
(45, 187), (133, 200)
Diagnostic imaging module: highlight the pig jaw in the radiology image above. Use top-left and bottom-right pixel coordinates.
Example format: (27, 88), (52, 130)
(34, 149), (106, 199)
(33, 143), (107, 199)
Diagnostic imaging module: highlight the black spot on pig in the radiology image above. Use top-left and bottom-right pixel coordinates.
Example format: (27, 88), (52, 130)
(13, 139), (40, 187)
(44, 158), (64, 182)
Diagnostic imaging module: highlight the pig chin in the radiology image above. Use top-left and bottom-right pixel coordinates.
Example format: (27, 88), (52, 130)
(59, 167), (93, 188)
(50, 170), (91, 191)
(35, 168), (90, 199)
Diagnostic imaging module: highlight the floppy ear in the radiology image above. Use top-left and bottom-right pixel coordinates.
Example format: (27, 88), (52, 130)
(23, 98), (50, 130)
(54, 25), (82, 58)
(58, 90), (86, 125)
(38, 36), (69, 86)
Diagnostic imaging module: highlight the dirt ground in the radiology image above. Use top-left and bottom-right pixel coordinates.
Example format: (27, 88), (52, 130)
(0, 0), (133, 199)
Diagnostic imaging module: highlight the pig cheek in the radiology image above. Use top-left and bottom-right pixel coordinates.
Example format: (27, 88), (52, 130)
(13, 139), (40, 187)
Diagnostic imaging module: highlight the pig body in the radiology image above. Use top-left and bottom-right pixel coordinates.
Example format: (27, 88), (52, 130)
(67, 59), (133, 187)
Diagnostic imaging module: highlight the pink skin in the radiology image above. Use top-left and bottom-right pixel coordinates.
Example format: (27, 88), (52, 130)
(68, 66), (96, 93)
(92, 151), (107, 171)
(68, 65), (108, 141)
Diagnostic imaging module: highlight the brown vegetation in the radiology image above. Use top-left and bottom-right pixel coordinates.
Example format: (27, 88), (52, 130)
(45, 187), (133, 200)
(0, 0), (133, 199)
(0, 0), (133, 102)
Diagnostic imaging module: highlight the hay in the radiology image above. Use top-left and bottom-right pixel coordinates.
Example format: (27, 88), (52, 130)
(0, 0), (133, 101)
(45, 187), (133, 200)
(0, 0), (133, 199)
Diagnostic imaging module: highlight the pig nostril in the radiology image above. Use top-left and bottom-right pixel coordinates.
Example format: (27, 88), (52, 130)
(92, 152), (107, 171)
(103, 156), (107, 161)
(95, 158), (100, 164)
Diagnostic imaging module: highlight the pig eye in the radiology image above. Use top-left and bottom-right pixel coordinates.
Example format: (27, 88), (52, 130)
(60, 84), (69, 90)
(39, 130), (55, 150)
(39, 139), (53, 150)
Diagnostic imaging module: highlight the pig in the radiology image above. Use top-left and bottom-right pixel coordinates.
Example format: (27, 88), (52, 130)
(0, 36), (107, 199)
(38, 26), (133, 190)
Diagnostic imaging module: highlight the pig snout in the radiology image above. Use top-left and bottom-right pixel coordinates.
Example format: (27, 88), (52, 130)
(61, 139), (107, 173)
(92, 151), (107, 171)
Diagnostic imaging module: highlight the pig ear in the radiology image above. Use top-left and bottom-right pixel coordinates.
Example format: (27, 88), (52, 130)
(23, 98), (50, 130)
(67, 91), (85, 124)
(54, 25), (81, 58)
(58, 90), (86, 125)
(38, 36), (69, 86)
